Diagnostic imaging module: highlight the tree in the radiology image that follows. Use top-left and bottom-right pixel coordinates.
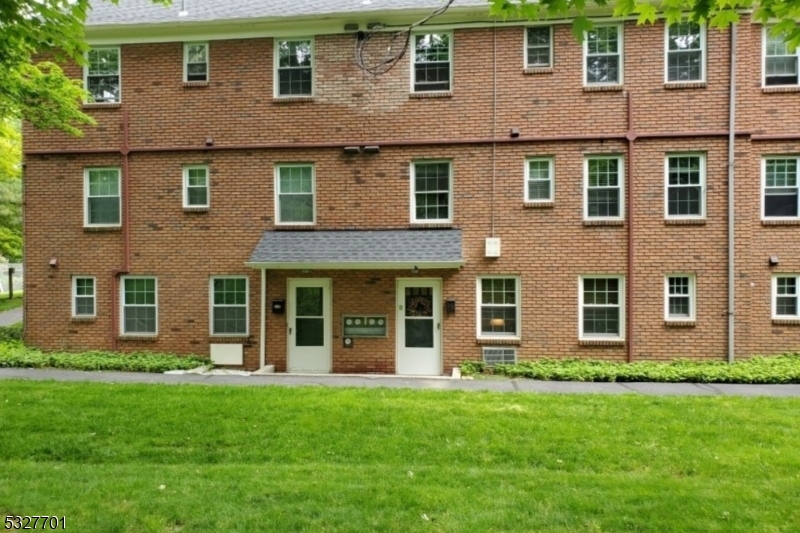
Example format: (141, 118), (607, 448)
(489, 0), (800, 44)
(0, 119), (22, 262)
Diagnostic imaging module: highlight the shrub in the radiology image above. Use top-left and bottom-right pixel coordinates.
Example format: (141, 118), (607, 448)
(0, 323), (22, 342)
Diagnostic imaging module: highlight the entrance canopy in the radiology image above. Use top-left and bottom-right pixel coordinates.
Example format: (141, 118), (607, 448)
(246, 229), (463, 270)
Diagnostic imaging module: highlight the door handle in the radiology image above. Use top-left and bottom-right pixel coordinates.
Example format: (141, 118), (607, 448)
(289, 327), (292, 335)
(437, 322), (440, 330)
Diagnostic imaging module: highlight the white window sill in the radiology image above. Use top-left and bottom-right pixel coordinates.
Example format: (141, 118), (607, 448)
(409, 91), (453, 99)
(762, 86), (800, 93)
(664, 82), (707, 90)
(476, 337), (521, 346)
(118, 335), (158, 341)
(523, 67), (554, 75)
(84, 225), (122, 232)
(183, 206), (210, 213)
(664, 320), (696, 327)
(579, 338), (625, 346)
(772, 318), (800, 325)
(583, 85), (624, 92)
(762, 219), (800, 226)
(70, 316), (97, 323)
(583, 219), (624, 227)
(665, 218), (706, 226)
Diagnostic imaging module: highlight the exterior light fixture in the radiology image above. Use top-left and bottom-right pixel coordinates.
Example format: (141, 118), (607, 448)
(49, 258), (58, 267)
(446, 299), (456, 315)
(363, 145), (381, 154)
(509, 128), (520, 138)
(769, 255), (780, 266)
(204, 137), (214, 147)
(343, 146), (361, 155)
(411, 266), (420, 274)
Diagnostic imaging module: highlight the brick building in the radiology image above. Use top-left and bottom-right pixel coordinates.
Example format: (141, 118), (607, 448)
(22, 0), (800, 374)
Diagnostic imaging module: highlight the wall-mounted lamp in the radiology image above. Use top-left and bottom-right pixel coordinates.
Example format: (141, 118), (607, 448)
(49, 258), (58, 268)
(363, 145), (381, 154)
(489, 318), (505, 327)
(769, 255), (780, 266)
(411, 266), (420, 274)
(509, 127), (520, 138)
(343, 146), (362, 155)
(204, 137), (214, 147)
(445, 299), (456, 315)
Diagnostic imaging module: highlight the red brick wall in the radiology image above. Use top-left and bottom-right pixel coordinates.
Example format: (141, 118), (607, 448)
(22, 16), (800, 371)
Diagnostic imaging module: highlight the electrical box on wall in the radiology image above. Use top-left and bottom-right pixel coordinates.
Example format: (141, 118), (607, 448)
(485, 237), (501, 258)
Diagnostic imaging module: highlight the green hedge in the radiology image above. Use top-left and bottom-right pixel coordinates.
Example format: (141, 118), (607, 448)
(460, 354), (800, 384)
(0, 330), (211, 373)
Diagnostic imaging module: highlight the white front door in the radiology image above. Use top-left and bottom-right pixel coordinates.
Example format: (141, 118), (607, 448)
(396, 278), (442, 376)
(287, 278), (331, 373)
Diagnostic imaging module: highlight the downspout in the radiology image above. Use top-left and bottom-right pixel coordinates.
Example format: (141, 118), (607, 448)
(490, 22), (497, 237)
(727, 24), (738, 364)
(260, 268), (266, 369)
(111, 110), (132, 351)
(626, 92), (636, 363)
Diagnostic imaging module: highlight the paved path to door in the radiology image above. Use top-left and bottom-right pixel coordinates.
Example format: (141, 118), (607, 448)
(1, 368), (799, 397)
(0, 307), (22, 327)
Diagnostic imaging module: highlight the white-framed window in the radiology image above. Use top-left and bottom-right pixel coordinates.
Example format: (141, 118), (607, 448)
(477, 277), (520, 338)
(72, 276), (96, 317)
(85, 47), (121, 102)
(665, 275), (696, 321)
(772, 275), (800, 318)
(275, 39), (313, 97)
(120, 276), (157, 335)
(580, 275), (625, 340)
(584, 156), (624, 220)
(584, 25), (623, 85)
(762, 157), (799, 219)
(411, 161), (452, 223)
(412, 33), (452, 92)
(525, 157), (554, 202)
(210, 276), (249, 335)
(84, 167), (121, 227)
(184, 42), (208, 82)
(665, 21), (705, 83)
(275, 164), (315, 225)
(525, 26), (553, 68)
(183, 165), (209, 208)
(665, 154), (705, 219)
(764, 29), (799, 87)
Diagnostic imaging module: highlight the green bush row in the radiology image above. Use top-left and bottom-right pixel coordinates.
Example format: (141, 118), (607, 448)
(460, 354), (800, 384)
(0, 322), (22, 342)
(0, 333), (211, 373)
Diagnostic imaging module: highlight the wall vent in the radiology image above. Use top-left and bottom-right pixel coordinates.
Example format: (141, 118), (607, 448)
(482, 347), (517, 366)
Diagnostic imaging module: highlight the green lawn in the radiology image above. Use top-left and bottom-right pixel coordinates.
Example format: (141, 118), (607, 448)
(0, 292), (22, 312)
(1, 382), (798, 533)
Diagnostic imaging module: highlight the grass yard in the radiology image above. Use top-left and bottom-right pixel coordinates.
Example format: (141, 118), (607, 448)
(0, 292), (22, 312)
(1, 382), (798, 533)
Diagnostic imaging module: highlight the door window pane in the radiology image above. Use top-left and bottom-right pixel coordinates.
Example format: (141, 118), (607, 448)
(405, 319), (434, 348)
(297, 287), (323, 317)
(296, 318), (324, 346)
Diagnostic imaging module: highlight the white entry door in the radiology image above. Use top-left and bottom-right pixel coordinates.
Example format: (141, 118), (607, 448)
(287, 279), (332, 373)
(396, 279), (442, 376)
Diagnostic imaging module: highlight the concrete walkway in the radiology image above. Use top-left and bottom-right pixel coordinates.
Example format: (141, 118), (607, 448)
(1, 367), (799, 397)
(0, 307), (22, 326)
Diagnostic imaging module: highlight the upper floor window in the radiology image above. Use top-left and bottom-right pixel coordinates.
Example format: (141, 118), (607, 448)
(210, 277), (249, 335)
(525, 27), (552, 68)
(584, 25), (622, 86)
(84, 168), (121, 227)
(666, 154), (705, 219)
(413, 33), (451, 92)
(665, 22), (705, 83)
(275, 164), (315, 225)
(121, 277), (157, 335)
(411, 161), (452, 223)
(665, 275), (696, 321)
(184, 43), (208, 82)
(477, 277), (520, 338)
(85, 47), (120, 103)
(763, 157), (799, 219)
(580, 276), (624, 340)
(275, 39), (313, 97)
(773, 275), (800, 318)
(183, 166), (209, 209)
(72, 276), (96, 318)
(764, 30), (799, 86)
(584, 156), (624, 220)
(525, 157), (554, 202)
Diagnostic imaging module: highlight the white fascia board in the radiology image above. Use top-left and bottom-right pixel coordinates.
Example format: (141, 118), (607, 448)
(244, 261), (464, 270)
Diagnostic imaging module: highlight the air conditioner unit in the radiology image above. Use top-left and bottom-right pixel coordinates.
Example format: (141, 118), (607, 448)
(210, 343), (243, 365)
(482, 347), (517, 366)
